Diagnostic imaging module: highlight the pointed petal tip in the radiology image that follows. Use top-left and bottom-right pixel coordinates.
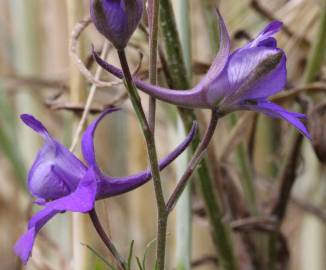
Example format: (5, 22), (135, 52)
(189, 121), (198, 137)
(262, 20), (283, 35)
(102, 107), (121, 114)
(248, 101), (311, 140)
(13, 228), (35, 265)
(20, 114), (49, 137)
(82, 107), (121, 168)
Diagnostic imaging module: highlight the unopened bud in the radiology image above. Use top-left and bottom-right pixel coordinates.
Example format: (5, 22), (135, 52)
(90, 0), (143, 49)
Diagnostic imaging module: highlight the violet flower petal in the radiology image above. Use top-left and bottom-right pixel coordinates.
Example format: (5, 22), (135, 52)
(13, 207), (60, 264)
(195, 9), (230, 87)
(21, 114), (87, 201)
(216, 47), (286, 109)
(243, 21), (282, 49)
(14, 168), (98, 264)
(45, 167), (98, 212)
(240, 100), (311, 139)
(93, 50), (209, 108)
(81, 107), (120, 173)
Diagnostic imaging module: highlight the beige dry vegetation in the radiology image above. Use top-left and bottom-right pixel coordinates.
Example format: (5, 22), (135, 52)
(0, 0), (325, 269)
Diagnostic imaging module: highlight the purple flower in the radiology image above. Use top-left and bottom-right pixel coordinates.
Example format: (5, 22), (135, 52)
(14, 108), (196, 264)
(90, 0), (143, 49)
(93, 11), (310, 139)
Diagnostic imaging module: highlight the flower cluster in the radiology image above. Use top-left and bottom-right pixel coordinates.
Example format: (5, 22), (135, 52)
(15, 1), (312, 265)
(14, 109), (196, 264)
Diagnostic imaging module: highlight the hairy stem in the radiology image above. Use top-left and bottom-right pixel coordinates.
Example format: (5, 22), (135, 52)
(147, 0), (160, 132)
(117, 49), (167, 270)
(166, 109), (219, 212)
(89, 209), (126, 270)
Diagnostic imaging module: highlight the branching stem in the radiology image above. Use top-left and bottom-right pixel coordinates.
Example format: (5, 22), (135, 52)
(167, 110), (219, 212)
(117, 49), (168, 270)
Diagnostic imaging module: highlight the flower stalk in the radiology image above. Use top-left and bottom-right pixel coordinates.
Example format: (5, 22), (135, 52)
(147, 0), (160, 132)
(89, 209), (127, 270)
(166, 110), (219, 212)
(116, 49), (168, 270)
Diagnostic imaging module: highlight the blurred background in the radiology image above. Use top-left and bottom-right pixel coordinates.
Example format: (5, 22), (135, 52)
(0, 0), (325, 269)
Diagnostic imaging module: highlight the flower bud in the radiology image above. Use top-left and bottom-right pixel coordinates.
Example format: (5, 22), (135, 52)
(90, 0), (143, 49)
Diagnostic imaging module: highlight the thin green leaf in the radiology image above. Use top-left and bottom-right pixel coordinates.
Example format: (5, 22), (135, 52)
(127, 240), (135, 270)
(136, 257), (143, 270)
(82, 243), (116, 270)
(142, 238), (157, 270)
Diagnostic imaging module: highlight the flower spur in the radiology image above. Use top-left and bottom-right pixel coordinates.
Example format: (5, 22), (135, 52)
(93, 11), (310, 139)
(14, 108), (197, 264)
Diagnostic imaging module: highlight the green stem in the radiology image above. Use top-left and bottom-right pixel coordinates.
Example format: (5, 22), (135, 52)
(167, 110), (219, 211)
(159, 1), (238, 269)
(159, 0), (188, 89)
(148, 0), (160, 132)
(303, 0), (326, 84)
(175, 1), (192, 269)
(117, 49), (167, 270)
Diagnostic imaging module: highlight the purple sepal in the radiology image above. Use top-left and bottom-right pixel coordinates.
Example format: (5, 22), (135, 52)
(13, 168), (98, 264)
(13, 207), (60, 264)
(22, 114), (87, 201)
(21, 114), (51, 140)
(244, 21), (282, 49)
(45, 167), (97, 212)
(240, 100), (311, 140)
(82, 107), (120, 173)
